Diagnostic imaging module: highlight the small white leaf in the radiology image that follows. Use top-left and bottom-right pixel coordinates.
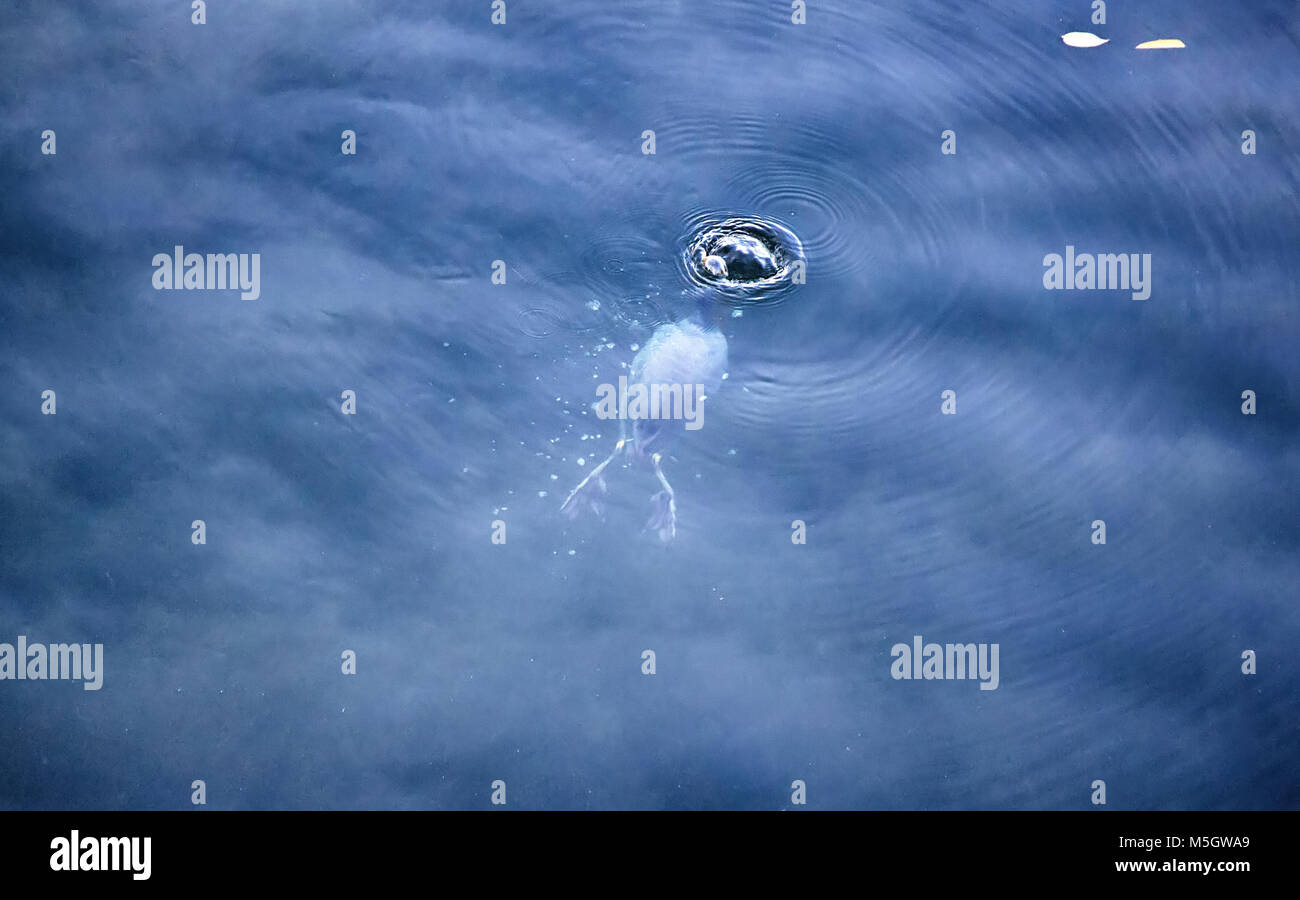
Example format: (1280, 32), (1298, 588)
(1136, 39), (1186, 49)
(1061, 31), (1110, 48)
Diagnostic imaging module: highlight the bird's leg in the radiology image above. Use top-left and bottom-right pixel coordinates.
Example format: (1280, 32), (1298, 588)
(645, 451), (677, 543)
(560, 438), (628, 519)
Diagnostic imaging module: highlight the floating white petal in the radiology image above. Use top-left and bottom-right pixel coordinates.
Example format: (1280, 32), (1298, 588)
(1061, 31), (1109, 48)
(1136, 39), (1186, 49)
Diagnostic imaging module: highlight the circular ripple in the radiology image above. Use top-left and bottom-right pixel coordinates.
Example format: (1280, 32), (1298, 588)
(578, 230), (667, 290)
(723, 163), (888, 282)
(516, 306), (564, 338)
(607, 294), (672, 330)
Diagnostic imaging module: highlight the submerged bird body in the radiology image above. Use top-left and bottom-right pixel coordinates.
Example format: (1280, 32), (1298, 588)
(562, 298), (728, 541)
(629, 315), (727, 454)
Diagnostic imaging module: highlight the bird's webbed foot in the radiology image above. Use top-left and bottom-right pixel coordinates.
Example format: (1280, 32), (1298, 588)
(645, 490), (677, 543)
(560, 472), (608, 519)
(560, 439), (627, 520)
(644, 452), (677, 543)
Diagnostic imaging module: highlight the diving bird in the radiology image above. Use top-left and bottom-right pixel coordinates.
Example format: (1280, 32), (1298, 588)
(561, 286), (729, 542)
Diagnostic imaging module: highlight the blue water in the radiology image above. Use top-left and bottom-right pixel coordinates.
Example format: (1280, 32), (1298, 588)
(1, 0), (1297, 809)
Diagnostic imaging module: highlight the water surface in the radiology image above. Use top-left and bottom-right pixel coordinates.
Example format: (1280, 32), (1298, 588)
(0, 0), (1297, 809)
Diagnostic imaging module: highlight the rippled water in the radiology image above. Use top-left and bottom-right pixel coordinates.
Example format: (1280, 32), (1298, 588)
(0, 0), (1297, 809)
